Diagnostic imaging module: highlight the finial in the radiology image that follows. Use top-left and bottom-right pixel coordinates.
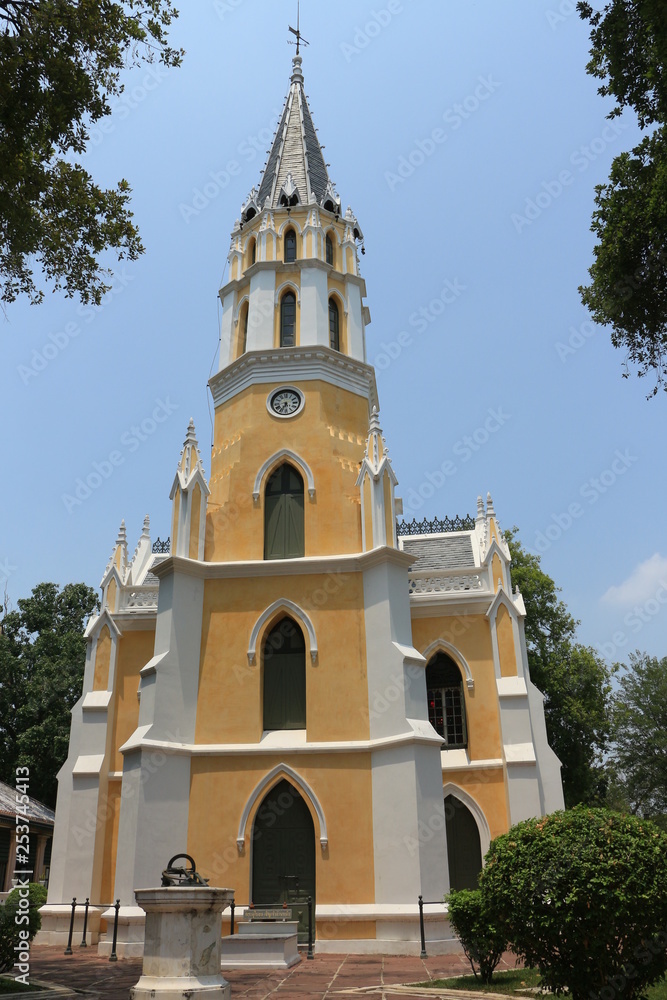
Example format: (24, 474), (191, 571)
(142, 514), (150, 537)
(486, 492), (496, 518)
(476, 495), (485, 519)
(116, 520), (127, 545)
(288, 1), (309, 56)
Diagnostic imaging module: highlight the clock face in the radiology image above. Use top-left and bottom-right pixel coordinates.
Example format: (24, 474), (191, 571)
(269, 388), (303, 417)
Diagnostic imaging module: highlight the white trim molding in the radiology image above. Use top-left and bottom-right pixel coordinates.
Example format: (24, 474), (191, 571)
(247, 598), (318, 664)
(443, 782), (491, 858)
(274, 280), (301, 307)
(236, 763), (328, 851)
(252, 449), (316, 501)
(421, 639), (474, 691)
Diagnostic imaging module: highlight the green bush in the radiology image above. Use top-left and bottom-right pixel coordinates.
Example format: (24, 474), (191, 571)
(480, 807), (667, 1000)
(0, 883), (47, 974)
(446, 888), (507, 983)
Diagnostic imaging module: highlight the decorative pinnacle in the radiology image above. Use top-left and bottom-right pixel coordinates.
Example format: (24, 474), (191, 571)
(142, 514), (150, 537)
(116, 520), (127, 547)
(486, 492), (496, 518)
(476, 495), (485, 519)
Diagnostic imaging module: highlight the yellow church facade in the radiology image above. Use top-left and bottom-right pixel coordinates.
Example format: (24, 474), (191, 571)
(40, 53), (563, 956)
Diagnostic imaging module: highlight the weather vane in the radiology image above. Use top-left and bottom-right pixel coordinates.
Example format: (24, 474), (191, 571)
(288, 1), (309, 55)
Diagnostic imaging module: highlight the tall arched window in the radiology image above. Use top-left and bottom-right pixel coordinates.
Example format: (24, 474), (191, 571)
(246, 237), (256, 267)
(445, 794), (483, 890)
(328, 298), (340, 351)
(325, 234), (334, 266)
(263, 618), (306, 730)
(284, 228), (297, 262)
(239, 302), (249, 355)
(426, 653), (467, 748)
(264, 463), (304, 559)
(280, 292), (297, 347)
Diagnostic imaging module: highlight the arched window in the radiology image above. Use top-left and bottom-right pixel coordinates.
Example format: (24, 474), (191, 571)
(239, 302), (249, 355)
(284, 228), (297, 263)
(325, 234), (334, 266)
(426, 653), (467, 748)
(263, 619), (306, 730)
(445, 794), (483, 890)
(328, 298), (340, 351)
(264, 463), (304, 559)
(246, 237), (256, 267)
(280, 292), (297, 347)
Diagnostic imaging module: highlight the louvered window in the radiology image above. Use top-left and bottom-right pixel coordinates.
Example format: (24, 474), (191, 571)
(329, 299), (340, 351)
(264, 464), (304, 559)
(280, 293), (297, 347)
(263, 618), (306, 730)
(284, 229), (297, 262)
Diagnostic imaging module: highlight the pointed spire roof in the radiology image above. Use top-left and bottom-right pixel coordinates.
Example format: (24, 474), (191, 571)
(170, 419), (210, 499)
(250, 55), (340, 216)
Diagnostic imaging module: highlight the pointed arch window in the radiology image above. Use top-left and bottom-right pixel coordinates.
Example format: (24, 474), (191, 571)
(264, 463), (304, 559)
(263, 618), (306, 730)
(246, 237), (256, 267)
(325, 234), (334, 266)
(240, 302), (249, 355)
(328, 298), (340, 352)
(280, 292), (297, 347)
(284, 228), (297, 263)
(426, 653), (467, 748)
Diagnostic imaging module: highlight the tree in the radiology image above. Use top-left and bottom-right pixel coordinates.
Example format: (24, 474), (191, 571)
(505, 530), (612, 807)
(446, 889), (507, 984)
(0, 582), (99, 806)
(0, 1), (183, 308)
(609, 652), (667, 823)
(577, 1), (667, 396)
(480, 807), (667, 1000)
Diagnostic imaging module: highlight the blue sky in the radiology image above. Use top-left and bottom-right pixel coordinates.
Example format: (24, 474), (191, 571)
(2, 0), (666, 666)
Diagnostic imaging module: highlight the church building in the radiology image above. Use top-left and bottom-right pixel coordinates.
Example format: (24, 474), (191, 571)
(40, 52), (563, 956)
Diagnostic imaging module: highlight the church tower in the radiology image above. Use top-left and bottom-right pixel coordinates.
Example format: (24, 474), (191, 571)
(41, 50), (563, 957)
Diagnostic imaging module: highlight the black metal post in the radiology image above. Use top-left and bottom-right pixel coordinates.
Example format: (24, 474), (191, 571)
(80, 898), (89, 946)
(307, 895), (314, 959)
(64, 898), (76, 955)
(109, 899), (120, 962)
(418, 894), (427, 959)
(230, 899), (235, 936)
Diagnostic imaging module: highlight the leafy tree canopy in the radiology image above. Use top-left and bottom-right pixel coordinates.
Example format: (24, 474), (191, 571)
(0, 582), (99, 806)
(609, 651), (667, 824)
(481, 807), (667, 1000)
(577, 1), (667, 395)
(506, 529), (612, 807)
(0, 1), (182, 307)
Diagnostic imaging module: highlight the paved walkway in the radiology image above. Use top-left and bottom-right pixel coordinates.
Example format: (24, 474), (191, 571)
(23, 946), (520, 1000)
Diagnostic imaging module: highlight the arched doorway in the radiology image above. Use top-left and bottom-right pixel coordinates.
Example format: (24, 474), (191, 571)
(252, 779), (315, 940)
(445, 794), (483, 891)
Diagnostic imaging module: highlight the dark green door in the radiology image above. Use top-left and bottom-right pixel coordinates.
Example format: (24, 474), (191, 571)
(264, 464), (304, 559)
(445, 794), (483, 891)
(252, 780), (315, 940)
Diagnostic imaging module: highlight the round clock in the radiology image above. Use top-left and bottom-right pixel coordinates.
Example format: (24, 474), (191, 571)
(267, 386), (304, 418)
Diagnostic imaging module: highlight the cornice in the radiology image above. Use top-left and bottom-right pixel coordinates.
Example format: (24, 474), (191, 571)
(209, 346), (378, 409)
(219, 259), (367, 301)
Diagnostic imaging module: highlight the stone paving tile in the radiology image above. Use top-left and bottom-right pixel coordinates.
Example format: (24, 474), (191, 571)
(26, 945), (488, 1000)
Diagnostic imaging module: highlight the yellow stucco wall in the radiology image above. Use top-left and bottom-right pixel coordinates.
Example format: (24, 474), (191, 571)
(93, 625), (112, 691)
(99, 779), (122, 905)
(188, 753), (375, 905)
(206, 381), (368, 561)
(496, 604), (517, 678)
(443, 767), (509, 840)
(189, 483), (202, 561)
(109, 629), (156, 772)
(195, 574), (369, 745)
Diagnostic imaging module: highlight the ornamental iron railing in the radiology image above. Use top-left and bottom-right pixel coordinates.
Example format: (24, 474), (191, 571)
(396, 515), (475, 535)
(152, 537), (171, 553)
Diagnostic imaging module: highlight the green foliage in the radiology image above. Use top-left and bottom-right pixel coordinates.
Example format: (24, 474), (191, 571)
(577, 1), (667, 395)
(0, 1), (183, 307)
(0, 883), (46, 974)
(480, 807), (667, 1000)
(609, 652), (667, 822)
(0, 582), (99, 806)
(446, 888), (507, 983)
(505, 529), (612, 806)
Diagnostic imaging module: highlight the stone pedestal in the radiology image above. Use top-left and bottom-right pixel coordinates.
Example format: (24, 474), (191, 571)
(219, 919), (300, 969)
(130, 887), (234, 1000)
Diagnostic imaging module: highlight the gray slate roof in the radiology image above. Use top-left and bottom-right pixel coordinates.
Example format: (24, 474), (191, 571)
(402, 535), (476, 571)
(0, 780), (55, 826)
(257, 57), (332, 210)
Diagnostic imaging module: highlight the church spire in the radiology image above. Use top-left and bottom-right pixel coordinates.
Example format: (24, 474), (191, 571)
(242, 54), (341, 218)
